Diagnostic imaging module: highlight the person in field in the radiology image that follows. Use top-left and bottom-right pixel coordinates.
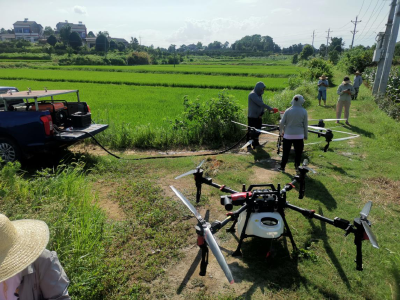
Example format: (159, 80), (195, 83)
(352, 71), (363, 100)
(317, 74), (329, 106)
(278, 94), (308, 172)
(336, 76), (355, 126)
(247, 81), (278, 150)
(0, 214), (70, 300)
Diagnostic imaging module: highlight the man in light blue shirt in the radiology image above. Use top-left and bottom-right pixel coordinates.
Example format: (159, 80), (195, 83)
(352, 71), (363, 100)
(317, 74), (329, 106)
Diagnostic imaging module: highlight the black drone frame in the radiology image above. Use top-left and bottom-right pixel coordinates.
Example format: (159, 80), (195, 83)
(260, 120), (334, 154)
(171, 160), (379, 284)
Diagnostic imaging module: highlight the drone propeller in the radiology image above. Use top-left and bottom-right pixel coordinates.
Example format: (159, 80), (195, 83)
(299, 159), (316, 174)
(175, 159), (205, 179)
(170, 186), (234, 284)
(359, 201), (379, 248)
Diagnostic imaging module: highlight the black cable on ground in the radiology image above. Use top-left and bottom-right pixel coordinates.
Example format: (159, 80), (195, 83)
(64, 130), (248, 161)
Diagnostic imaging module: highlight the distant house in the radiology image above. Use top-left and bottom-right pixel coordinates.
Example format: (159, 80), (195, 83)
(0, 34), (16, 42)
(56, 20), (87, 39)
(13, 18), (43, 42)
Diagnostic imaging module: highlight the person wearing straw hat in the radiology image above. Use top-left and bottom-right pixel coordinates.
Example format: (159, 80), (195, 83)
(336, 76), (355, 126)
(317, 75), (329, 106)
(352, 71), (363, 100)
(0, 214), (70, 300)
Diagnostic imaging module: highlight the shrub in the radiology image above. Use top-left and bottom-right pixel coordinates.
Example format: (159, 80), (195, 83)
(337, 46), (374, 74)
(47, 35), (57, 46)
(69, 32), (82, 50)
(301, 58), (334, 83)
(172, 90), (244, 147)
(292, 54), (298, 64)
(126, 51), (151, 65)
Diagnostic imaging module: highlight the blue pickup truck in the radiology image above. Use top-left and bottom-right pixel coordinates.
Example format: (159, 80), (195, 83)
(0, 87), (108, 163)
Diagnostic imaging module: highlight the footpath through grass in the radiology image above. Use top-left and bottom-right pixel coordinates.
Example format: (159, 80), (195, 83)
(1, 69), (399, 299)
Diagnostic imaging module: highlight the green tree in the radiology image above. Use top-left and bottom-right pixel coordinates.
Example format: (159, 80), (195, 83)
(319, 44), (327, 56)
(299, 44), (314, 60)
(95, 34), (109, 52)
(329, 37), (344, 53)
(47, 34), (57, 46)
(328, 50), (339, 65)
(44, 26), (55, 37)
(69, 31), (82, 49)
(117, 42), (126, 52)
(87, 31), (95, 38)
(109, 40), (117, 50)
(59, 25), (71, 45)
(196, 41), (203, 49)
(292, 54), (299, 64)
(0, 28), (6, 34)
(130, 37), (139, 50)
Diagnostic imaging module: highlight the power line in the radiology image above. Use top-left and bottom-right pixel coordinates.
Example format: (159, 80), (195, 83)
(360, 0), (374, 20)
(357, 1), (388, 41)
(358, 0), (384, 38)
(358, 0), (366, 17)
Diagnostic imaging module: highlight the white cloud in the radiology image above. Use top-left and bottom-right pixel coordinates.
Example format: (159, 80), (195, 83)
(166, 17), (266, 45)
(74, 6), (87, 15)
(271, 8), (292, 15)
(236, 0), (258, 3)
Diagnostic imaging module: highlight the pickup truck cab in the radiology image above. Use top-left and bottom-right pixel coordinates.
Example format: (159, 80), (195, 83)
(0, 88), (108, 163)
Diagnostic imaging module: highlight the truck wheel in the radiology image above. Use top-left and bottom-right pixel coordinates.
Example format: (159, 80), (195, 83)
(0, 138), (21, 163)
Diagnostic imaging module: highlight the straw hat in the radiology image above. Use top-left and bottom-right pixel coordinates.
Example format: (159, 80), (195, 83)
(0, 214), (49, 282)
(355, 70), (362, 75)
(342, 76), (351, 85)
(319, 74), (328, 80)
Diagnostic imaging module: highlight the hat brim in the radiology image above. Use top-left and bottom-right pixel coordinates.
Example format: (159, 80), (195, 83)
(342, 81), (351, 84)
(319, 77), (328, 79)
(0, 219), (49, 282)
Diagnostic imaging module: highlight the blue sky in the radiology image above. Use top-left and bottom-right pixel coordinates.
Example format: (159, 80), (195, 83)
(1, 0), (398, 49)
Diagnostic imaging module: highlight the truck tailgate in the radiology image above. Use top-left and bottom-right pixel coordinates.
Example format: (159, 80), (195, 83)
(55, 124), (109, 141)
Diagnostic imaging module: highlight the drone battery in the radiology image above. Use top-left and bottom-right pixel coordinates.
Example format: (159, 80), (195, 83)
(71, 112), (91, 128)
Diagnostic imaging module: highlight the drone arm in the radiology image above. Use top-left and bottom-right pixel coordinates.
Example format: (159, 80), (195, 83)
(211, 204), (248, 234)
(201, 177), (239, 194)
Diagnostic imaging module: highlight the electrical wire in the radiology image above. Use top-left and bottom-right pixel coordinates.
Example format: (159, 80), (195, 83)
(357, 1), (388, 41)
(63, 129), (248, 160)
(357, 0), (366, 17)
(357, 0), (385, 40)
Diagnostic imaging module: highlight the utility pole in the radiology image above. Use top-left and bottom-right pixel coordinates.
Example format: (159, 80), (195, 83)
(139, 36), (142, 46)
(350, 16), (362, 48)
(325, 28), (332, 58)
(373, 0), (397, 95)
(311, 30), (315, 48)
(377, 0), (400, 96)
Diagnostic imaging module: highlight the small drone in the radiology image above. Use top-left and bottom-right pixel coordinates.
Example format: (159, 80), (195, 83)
(232, 119), (360, 153)
(171, 160), (379, 284)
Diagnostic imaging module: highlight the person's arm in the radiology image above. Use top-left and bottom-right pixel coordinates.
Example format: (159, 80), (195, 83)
(279, 112), (286, 135)
(37, 250), (70, 300)
(350, 85), (356, 96)
(337, 85), (343, 95)
(249, 94), (272, 111)
(325, 80), (329, 87)
(304, 111), (308, 140)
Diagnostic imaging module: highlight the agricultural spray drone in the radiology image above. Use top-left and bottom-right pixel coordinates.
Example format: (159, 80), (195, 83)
(232, 119), (360, 153)
(170, 160), (379, 284)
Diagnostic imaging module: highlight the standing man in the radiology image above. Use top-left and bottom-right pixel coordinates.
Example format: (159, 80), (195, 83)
(317, 74), (329, 106)
(352, 71), (363, 100)
(247, 81), (278, 150)
(336, 76), (355, 126)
